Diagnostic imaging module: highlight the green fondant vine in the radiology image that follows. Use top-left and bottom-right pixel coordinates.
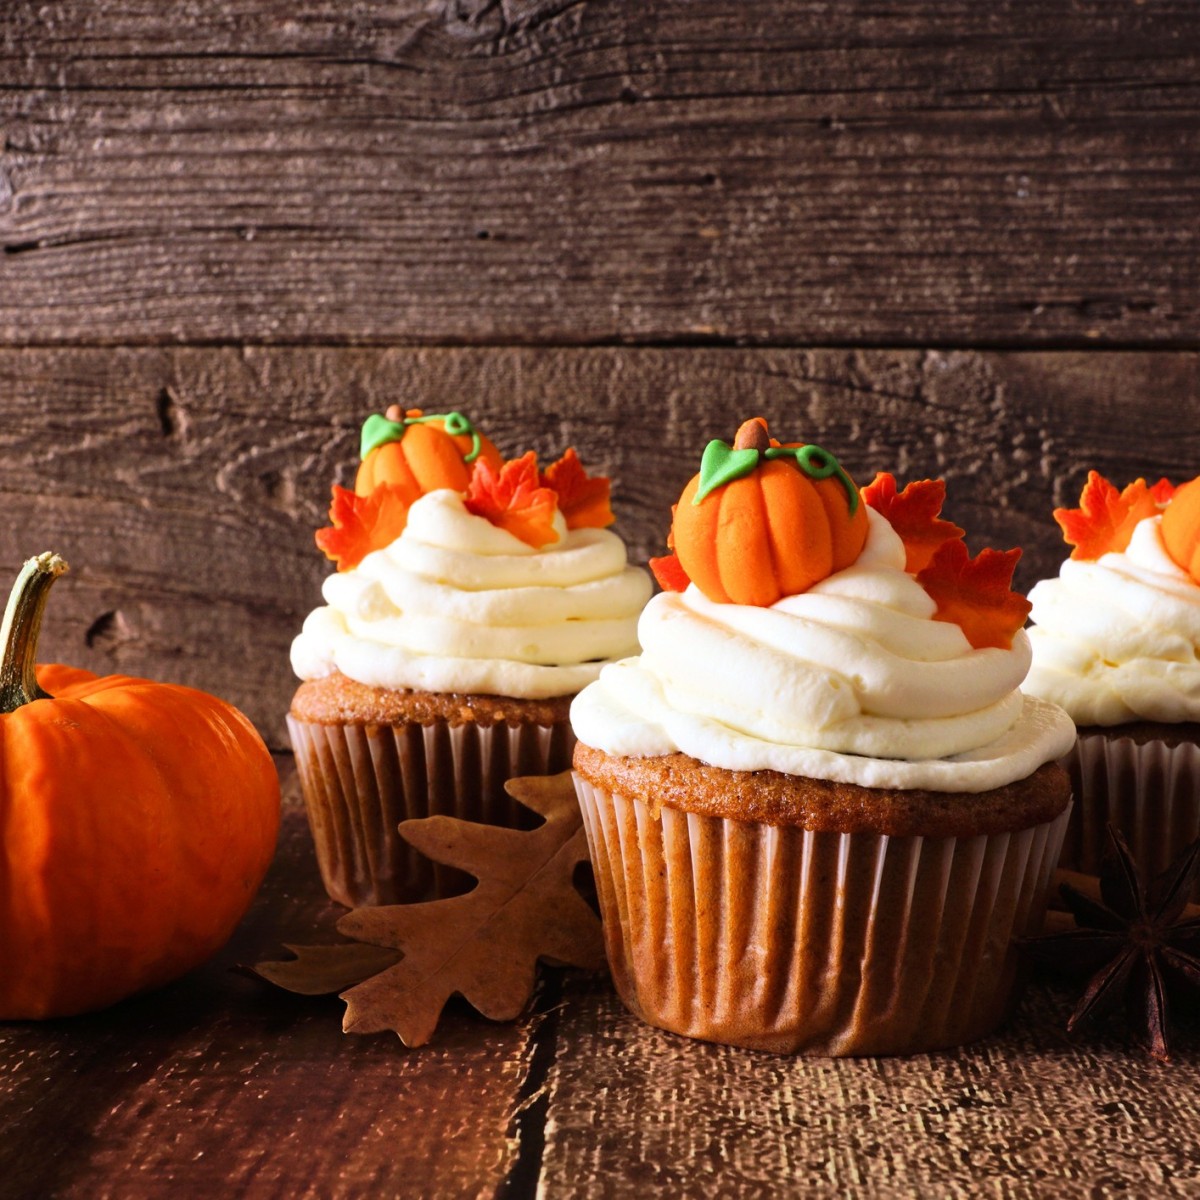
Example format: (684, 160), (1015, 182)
(359, 410), (483, 464)
(694, 439), (859, 512)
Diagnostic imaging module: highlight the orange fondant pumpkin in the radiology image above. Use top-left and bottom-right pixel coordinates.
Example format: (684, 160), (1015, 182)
(672, 418), (869, 607)
(1161, 475), (1200, 584)
(0, 554), (280, 1019)
(355, 406), (502, 500)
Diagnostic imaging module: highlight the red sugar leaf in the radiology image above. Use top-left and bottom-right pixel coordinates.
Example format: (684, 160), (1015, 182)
(650, 551), (691, 593)
(1150, 477), (1176, 505)
(861, 472), (966, 573)
(916, 540), (1031, 651)
(465, 452), (560, 548)
(540, 448), (614, 530)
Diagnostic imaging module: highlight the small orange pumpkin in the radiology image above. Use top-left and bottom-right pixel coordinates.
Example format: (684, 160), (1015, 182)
(0, 554), (280, 1019)
(1161, 475), (1200, 584)
(671, 418), (869, 606)
(354, 406), (502, 500)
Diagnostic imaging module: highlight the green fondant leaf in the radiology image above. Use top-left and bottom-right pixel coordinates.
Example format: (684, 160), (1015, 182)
(360, 413), (407, 460)
(694, 441), (761, 504)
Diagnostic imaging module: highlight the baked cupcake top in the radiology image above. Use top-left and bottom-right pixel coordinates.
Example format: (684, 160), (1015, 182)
(571, 417), (1074, 793)
(1024, 472), (1200, 726)
(291, 408), (651, 699)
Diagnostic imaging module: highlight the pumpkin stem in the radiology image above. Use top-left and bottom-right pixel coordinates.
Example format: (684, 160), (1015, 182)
(733, 418), (771, 453)
(0, 553), (69, 713)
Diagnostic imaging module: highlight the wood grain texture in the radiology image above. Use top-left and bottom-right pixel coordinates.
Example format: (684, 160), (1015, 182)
(539, 975), (1200, 1198)
(0, 771), (535, 1200)
(4, 345), (1195, 749)
(4, 763), (1197, 1199)
(2, 1), (1199, 348)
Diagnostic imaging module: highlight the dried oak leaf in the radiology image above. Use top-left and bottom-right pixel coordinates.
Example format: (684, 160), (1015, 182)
(861, 472), (966, 573)
(1053, 471), (1162, 561)
(465, 451), (560, 548)
(540, 448), (614, 530)
(254, 773), (605, 1047)
(916, 539), (1031, 650)
(315, 483), (411, 571)
(252, 943), (403, 995)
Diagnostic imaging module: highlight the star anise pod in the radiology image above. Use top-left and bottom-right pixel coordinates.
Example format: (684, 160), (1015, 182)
(1025, 825), (1200, 1061)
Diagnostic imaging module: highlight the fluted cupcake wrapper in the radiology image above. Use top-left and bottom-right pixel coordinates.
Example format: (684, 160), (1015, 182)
(574, 776), (1070, 1056)
(1058, 733), (1200, 894)
(289, 715), (574, 907)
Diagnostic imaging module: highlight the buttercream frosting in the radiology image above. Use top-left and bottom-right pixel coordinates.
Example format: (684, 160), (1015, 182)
(571, 508), (1074, 791)
(1024, 514), (1200, 725)
(292, 489), (652, 698)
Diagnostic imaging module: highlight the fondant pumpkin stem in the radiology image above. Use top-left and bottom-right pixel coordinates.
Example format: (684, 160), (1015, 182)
(733, 418), (771, 453)
(0, 553), (67, 713)
(384, 404), (404, 422)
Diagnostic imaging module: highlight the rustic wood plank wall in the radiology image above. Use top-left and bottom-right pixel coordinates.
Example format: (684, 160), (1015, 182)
(3, 1), (1198, 347)
(2, 1), (1199, 747)
(4, 347), (1197, 747)
(3, 3), (1200, 1196)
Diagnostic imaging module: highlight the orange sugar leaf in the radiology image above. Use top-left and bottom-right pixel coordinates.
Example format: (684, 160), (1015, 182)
(540, 448), (614, 530)
(465, 452), (560, 548)
(1150, 477), (1176, 505)
(916, 540), (1031, 651)
(861, 472), (966, 573)
(315, 483), (412, 571)
(649, 551), (691, 593)
(1053, 471), (1160, 560)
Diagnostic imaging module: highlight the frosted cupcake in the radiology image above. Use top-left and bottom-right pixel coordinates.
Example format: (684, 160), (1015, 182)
(570, 418), (1075, 1056)
(1024, 471), (1200, 887)
(290, 407), (651, 906)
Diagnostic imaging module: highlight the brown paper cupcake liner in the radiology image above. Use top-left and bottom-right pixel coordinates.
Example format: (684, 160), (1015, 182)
(289, 715), (573, 907)
(574, 776), (1069, 1056)
(1058, 733), (1200, 893)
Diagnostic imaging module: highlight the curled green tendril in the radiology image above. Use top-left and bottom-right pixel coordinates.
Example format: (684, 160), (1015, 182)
(410, 411), (482, 463)
(764, 444), (859, 513)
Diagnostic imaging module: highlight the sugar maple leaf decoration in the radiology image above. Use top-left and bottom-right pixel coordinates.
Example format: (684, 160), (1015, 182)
(1054, 471), (1173, 561)
(861, 472), (966, 573)
(540, 448), (614, 530)
(916, 539), (1031, 650)
(465, 452), (560, 548)
(253, 773), (605, 1047)
(315, 484), (411, 571)
(1151, 477), (1177, 505)
(650, 551), (691, 592)
(649, 506), (691, 593)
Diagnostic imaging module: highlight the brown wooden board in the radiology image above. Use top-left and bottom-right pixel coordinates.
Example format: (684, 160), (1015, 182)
(539, 975), (1200, 1198)
(2, 1), (1198, 348)
(0, 768), (537, 1200)
(5, 762), (1199, 1197)
(4, 345), (1195, 749)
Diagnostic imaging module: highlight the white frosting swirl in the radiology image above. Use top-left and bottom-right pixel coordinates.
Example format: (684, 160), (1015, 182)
(292, 489), (652, 698)
(1024, 514), (1200, 725)
(571, 509), (1074, 792)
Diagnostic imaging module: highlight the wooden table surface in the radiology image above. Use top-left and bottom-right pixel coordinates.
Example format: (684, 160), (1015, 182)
(2, 762), (1197, 1200)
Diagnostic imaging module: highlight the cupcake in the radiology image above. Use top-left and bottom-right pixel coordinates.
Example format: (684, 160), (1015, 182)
(1024, 471), (1200, 888)
(289, 407), (651, 906)
(570, 417), (1075, 1056)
